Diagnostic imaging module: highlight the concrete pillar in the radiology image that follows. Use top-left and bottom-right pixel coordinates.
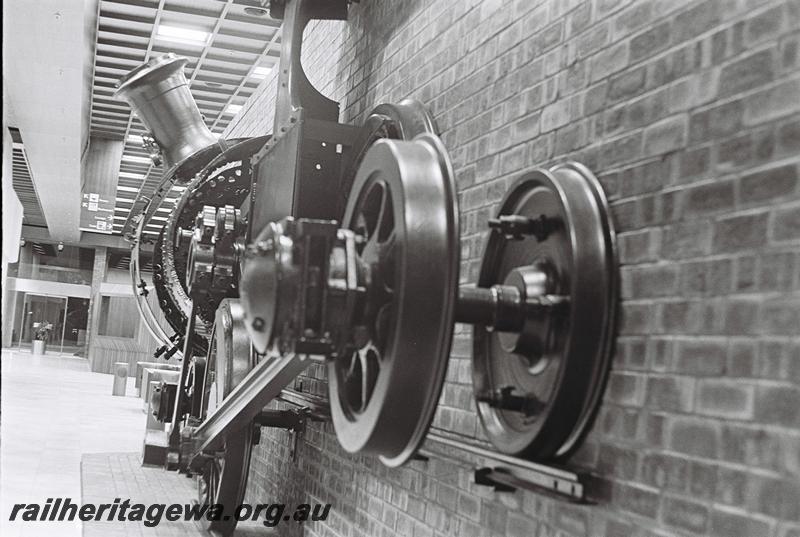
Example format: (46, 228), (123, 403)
(85, 246), (107, 363)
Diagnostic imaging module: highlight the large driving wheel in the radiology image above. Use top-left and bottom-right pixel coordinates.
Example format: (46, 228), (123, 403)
(329, 133), (459, 467)
(197, 299), (254, 536)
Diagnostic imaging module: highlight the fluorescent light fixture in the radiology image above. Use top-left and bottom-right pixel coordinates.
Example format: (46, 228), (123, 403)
(156, 24), (210, 46)
(224, 104), (243, 116)
(146, 224), (163, 229)
(172, 186), (186, 192)
(127, 135), (144, 145)
(164, 197), (178, 204)
(113, 215), (127, 220)
(122, 155), (151, 164)
(120, 172), (146, 180)
(251, 66), (273, 79)
(117, 186), (139, 193)
(151, 216), (168, 222)
(156, 207), (171, 213)
(115, 197), (135, 203)
(12, 142), (24, 150)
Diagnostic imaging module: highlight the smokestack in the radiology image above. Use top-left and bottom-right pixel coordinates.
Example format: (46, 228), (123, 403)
(114, 53), (218, 168)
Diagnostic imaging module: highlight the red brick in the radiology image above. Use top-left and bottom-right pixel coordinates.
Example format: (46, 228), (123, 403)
(754, 386), (800, 428)
(778, 119), (800, 153)
(772, 205), (800, 241)
(673, 0), (722, 43)
(646, 43), (696, 89)
(689, 100), (744, 143)
(621, 264), (679, 298)
(719, 49), (775, 98)
(616, 483), (659, 518)
(670, 418), (719, 458)
(608, 66), (647, 101)
(659, 300), (704, 333)
(722, 299), (759, 335)
(663, 497), (710, 533)
(675, 339), (727, 375)
(758, 252), (800, 291)
(641, 452), (688, 491)
(605, 372), (645, 406)
(591, 41), (629, 82)
(740, 164), (798, 204)
(662, 220), (712, 259)
(600, 132), (643, 166)
(679, 145), (711, 181)
(643, 115), (687, 156)
(646, 375), (695, 412)
(746, 6), (783, 46)
(618, 229), (659, 263)
(712, 212), (769, 253)
(687, 460), (717, 500)
(750, 476), (800, 520)
(714, 467), (749, 507)
(632, 22), (671, 64)
(744, 78), (800, 126)
(759, 298), (800, 335)
(710, 508), (772, 537)
(696, 379), (754, 419)
(506, 512), (537, 537)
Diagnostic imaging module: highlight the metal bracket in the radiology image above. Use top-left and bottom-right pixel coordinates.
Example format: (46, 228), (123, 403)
(474, 467), (516, 493)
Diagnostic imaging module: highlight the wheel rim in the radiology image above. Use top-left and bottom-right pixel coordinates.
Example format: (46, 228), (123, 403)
(473, 162), (617, 460)
(197, 299), (255, 534)
(329, 133), (459, 466)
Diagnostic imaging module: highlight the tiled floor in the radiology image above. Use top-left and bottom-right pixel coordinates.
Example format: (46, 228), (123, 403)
(0, 350), (145, 537)
(1, 350), (270, 537)
(82, 452), (204, 537)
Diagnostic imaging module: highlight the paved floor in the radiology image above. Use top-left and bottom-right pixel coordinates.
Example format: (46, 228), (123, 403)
(1, 350), (270, 537)
(0, 349), (145, 537)
(82, 452), (203, 537)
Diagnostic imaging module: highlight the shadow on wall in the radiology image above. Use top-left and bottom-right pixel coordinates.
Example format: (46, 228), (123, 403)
(343, 0), (429, 122)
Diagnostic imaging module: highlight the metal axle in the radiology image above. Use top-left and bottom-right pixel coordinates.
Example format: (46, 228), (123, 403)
(455, 285), (567, 332)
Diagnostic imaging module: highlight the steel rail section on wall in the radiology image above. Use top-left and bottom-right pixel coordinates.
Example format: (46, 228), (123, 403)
(276, 388), (587, 502)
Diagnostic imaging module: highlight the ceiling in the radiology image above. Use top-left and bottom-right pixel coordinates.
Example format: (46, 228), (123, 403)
(7, 0), (282, 240)
(8, 128), (47, 228)
(89, 0), (282, 237)
(4, 0), (97, 242)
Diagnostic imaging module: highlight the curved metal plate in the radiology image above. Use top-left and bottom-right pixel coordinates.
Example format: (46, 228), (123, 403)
(330, 133), (459, 467)
(473, 162), (617, 460)
(152, 136), (267, 350)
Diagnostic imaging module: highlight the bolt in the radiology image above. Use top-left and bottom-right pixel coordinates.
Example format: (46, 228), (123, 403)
(252, 317), (265, 331)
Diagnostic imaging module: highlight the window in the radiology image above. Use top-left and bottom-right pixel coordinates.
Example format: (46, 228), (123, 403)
(97, 295), (138, 338)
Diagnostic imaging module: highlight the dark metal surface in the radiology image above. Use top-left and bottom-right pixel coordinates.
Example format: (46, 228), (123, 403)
(472, 162), (617, 461)
(153, 137), (266, 349)
(190, 352), (311, 457)
(268, 387), (587, 502)
(195, 299), (256, 536)
(329, 134), (459, 467)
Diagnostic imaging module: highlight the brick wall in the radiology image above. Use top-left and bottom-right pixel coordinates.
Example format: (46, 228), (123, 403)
(224, 1), (800, 535)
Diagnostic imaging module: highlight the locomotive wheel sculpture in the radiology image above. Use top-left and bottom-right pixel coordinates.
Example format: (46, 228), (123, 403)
(237, 134), (616, 465)
(116, 0), (617, 534)
(329, 133), (459, 466)
(153, 136), (268, 350)
(473, 164), (617, 459)
(196, 300), (254, 535)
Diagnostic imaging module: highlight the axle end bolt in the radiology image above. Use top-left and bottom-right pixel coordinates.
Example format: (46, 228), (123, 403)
(488, 214), (555, 242)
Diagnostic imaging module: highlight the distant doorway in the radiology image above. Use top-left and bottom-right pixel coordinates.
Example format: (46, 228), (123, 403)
(15, 294), (90, 354)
